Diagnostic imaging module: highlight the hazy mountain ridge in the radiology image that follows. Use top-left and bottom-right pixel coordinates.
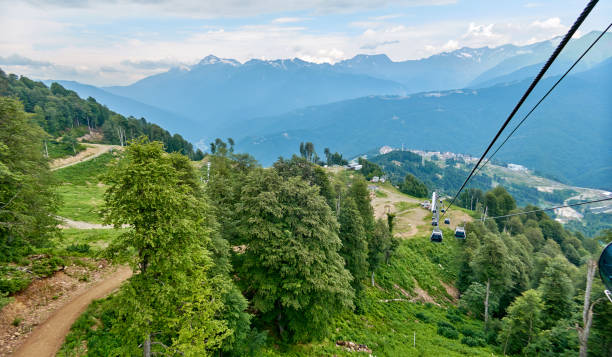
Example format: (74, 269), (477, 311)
(237, 59), (612, 190)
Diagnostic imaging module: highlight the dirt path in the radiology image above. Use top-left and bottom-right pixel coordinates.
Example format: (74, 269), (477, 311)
(58, 216), (112, 230)
(11, 266), (132, 357)
(51, 143), (119, 171)
(371, 185), (420, 220)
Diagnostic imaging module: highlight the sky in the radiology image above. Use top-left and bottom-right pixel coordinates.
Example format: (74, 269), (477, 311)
(0, 0), (610, 86)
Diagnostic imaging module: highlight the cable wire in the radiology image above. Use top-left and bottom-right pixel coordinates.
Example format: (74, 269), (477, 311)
(441, 0), (600, 218)
(471, 22), (611, 179)
(483, 197), (612, 220)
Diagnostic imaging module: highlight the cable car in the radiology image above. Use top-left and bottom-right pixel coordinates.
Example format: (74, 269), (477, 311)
(444, 218), (450, 224)
(599, 242), (612, 303)
(432, 220), (438, 226)
(441, 209), (445, 213)
(430, 229), (443, 243)
(455, 226), (466, 239)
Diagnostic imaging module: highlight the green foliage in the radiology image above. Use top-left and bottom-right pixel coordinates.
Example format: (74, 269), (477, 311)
(0, 71), (200, 159)
(498, 289), (544, 355)
(46, 139), (85, 159)
(357, 157), (384, 180)
(66, 243), (91, 253)
(338, 197), (369, 294)
(324, 147), (348, 166)
(53, 152), (114, 185)
(102, 138), (233, 355)
(437, 325), (459, 339)
(0, 97), (60, 261)
(461, 336), (486, 347)
(237, 168), (354, 341)
(538, 258), (574, 325)
(31, 256), (65, 277)
(370, 151), (492, 196)
(399, 174), (429, 198)
(0, 266), (31, 294)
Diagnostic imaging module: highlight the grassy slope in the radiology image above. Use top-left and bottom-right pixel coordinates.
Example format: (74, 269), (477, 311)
(54, 152), (115, 223)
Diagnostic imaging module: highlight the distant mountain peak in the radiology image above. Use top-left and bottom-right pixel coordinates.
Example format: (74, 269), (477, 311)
(346, 54), (392, 65)
(197, 55), (241, 66)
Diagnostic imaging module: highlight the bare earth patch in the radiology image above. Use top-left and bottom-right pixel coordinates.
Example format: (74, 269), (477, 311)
(0, 260), (129, 356)
(50, 144), (120, 171)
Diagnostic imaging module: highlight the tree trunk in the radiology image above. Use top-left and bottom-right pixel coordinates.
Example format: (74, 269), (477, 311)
(484, 278), (490, 327)
(143, 334), (151, 357)
(578, 260), (597, 357)
(371, 271), (375, 287)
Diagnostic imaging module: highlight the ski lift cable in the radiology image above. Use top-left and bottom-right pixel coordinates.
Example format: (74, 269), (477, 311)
(482, 197), (612, 221)
(470, 22), (612, 179)
(441, 0), (600, 219)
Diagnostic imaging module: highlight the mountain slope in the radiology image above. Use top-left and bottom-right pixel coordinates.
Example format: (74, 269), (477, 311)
(42, 80), (200, 142)
(238, 60), (612, 190)
(103, 56), (406, 135)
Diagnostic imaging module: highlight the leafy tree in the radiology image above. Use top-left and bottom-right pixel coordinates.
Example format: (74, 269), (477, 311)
(498, 289), (544, 355)
(368, 219), (395, 285)
(357, 157), (383, 179)
(338, 197), (369, 294)
(399, 174), (428, 198)
(0, 98), (59, 261)
(538, 258), (574, 325)
(348, 176), (375, 232)
(236, 169), (354, 341)
(102, 138), (231, 355)
(273, 156), (335, 209)
(470, 233), (510, 326)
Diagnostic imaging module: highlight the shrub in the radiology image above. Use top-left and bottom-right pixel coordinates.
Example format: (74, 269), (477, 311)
(446, 313), (463, 323)
(0, 267), (32, 294)
(32, 257), (65, 277)
(66, 243), (91, 254)
(437, 321), (455, 330)
(437, 326), (459, 339)
(12, 317), (22, 326)
(415, 312), (430, 322)
(461, 336), (486, 347)
(459, 327), (484, 339)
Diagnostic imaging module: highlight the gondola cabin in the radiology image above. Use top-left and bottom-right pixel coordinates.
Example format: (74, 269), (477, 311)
(455, 226), (466, 239)
(599, 242), (612, 302)
(430, 229), (443, 243)
(444, 218), (450, 224)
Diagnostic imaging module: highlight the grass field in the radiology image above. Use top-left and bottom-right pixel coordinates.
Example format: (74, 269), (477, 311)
(53, 152), (115, 223)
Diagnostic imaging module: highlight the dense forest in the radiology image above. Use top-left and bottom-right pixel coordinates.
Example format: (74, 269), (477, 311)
(1, 85), (611, 355)
(0, 69), (203, 160)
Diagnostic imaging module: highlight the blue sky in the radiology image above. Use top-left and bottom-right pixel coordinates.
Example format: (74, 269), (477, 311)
(0, 0), (610, 85)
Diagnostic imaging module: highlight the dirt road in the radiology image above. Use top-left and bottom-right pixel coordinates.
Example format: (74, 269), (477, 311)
(11, 266), (132, 357)
(51, 143), (119, 171)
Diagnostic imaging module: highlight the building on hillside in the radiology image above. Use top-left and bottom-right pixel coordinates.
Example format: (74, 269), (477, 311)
(371, 176), (380, 183)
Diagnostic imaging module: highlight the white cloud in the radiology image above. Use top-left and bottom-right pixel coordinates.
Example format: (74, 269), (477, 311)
(530, 17), (563, 30)
(272, 17), (308, 23)
(19, 0), (456, 17)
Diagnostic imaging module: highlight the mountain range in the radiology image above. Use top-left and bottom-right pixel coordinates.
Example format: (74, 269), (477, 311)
(46, 31), (611, 190)
(238, 58), (612, 190)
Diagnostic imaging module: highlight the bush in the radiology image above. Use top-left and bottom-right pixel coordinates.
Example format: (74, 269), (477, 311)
(436, 321), (455, 330)
(459, 327), (484, 339)
(437, 326), (459, 339)
(0, 267), (32, 294)
(415, 312), (430, 322)
(446, 312), (463, 323)
(66, 243), (91, 254)
(461, 336), (486, 347)
(32, 256), (65, 277)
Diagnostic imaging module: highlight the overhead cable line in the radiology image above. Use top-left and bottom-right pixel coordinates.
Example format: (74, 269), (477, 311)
(441, 0), (600, 218)
(483, 197), (612, 221)
(470, 22), (612, 179)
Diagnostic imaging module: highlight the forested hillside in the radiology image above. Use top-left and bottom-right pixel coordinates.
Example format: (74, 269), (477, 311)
(239, 60), (612, 191)
(0, 69), (203, 160)
(2, 107), (611, 355)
